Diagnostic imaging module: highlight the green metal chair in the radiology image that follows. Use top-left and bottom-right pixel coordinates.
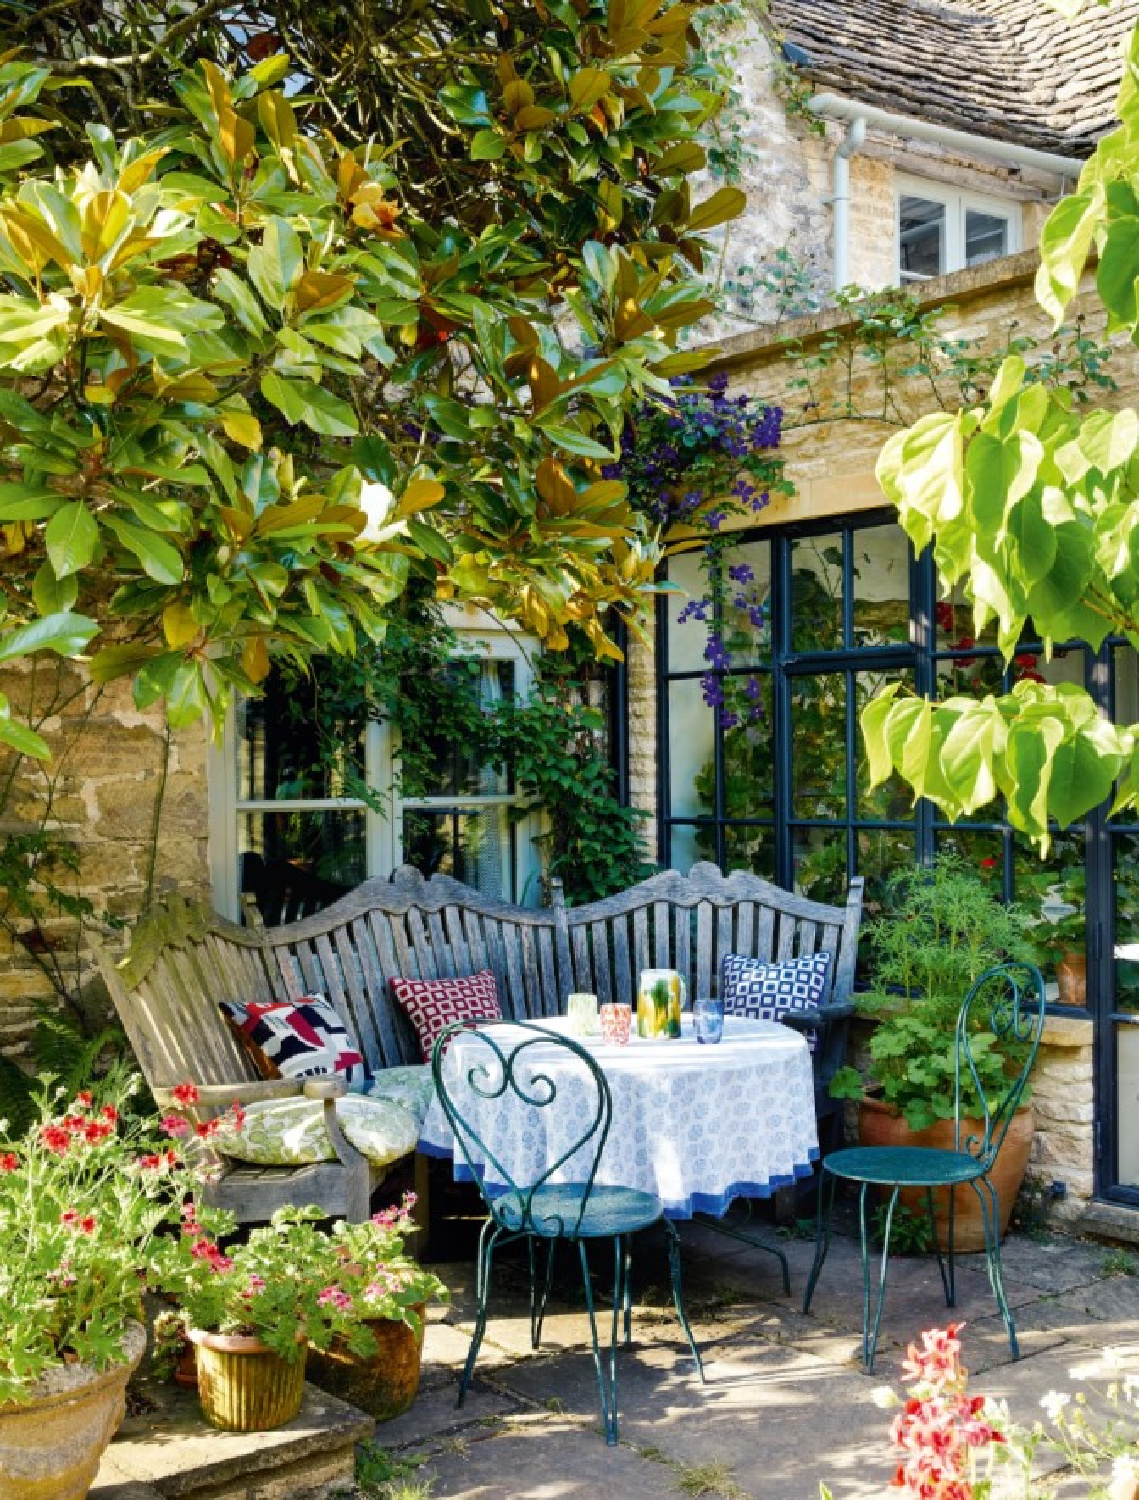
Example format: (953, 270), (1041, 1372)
(802, 961), (1046, 1372)
(431, 1019), (704, 1444)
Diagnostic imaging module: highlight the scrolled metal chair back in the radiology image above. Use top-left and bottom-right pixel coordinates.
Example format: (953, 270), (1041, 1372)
(431, 1019), (612, 1239)
(954, 960), (1045, 1169)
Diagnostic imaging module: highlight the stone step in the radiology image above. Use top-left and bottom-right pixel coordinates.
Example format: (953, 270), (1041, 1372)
(92, 1380), (373, 1500)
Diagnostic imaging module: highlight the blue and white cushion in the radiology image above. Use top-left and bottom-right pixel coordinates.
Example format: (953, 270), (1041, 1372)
(720, 951), (832, 1051)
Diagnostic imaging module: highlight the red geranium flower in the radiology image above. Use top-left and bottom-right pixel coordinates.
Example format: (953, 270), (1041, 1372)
(100, 1104), (119, 1123)
(172, 1082), (200, 1107)
(41, 1124), (71, 1155)
(0, 1152), (16, 1172)
(75, 1091), (93, 1109)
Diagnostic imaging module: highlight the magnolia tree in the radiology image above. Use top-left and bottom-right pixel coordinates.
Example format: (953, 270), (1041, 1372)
(864, 8), (1139, 848)
(0, 1), (742, 760)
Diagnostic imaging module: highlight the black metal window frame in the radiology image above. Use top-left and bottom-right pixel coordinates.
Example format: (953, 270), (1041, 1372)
(655, 509), (1139, 1208)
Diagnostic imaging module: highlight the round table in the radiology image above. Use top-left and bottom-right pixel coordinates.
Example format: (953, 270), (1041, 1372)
(417, 1014), (819, 1219)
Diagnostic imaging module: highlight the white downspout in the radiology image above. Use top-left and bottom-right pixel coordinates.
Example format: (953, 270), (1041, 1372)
(832, 115), (867, 291)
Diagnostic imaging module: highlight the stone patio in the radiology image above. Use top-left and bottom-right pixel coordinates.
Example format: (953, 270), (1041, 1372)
(355, 1213), (1139, 1499)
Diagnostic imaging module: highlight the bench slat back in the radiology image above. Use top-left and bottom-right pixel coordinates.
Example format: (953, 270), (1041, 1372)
(100, 863), (862, 1097)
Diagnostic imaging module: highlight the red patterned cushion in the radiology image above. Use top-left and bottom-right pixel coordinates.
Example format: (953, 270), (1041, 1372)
(390, 971), (502, 1062)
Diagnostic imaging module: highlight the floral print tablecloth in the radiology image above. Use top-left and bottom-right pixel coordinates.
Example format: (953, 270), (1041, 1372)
(418, 1014), (818, 1219)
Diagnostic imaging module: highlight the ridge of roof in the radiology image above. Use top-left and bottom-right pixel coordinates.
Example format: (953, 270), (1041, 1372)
(767, 0), (1139, 156)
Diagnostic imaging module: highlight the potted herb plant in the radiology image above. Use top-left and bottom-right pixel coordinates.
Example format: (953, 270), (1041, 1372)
(830, 856), (1038, 1250)
(306, 1191), (447, 1420)
(0, 1070), (192, 1500)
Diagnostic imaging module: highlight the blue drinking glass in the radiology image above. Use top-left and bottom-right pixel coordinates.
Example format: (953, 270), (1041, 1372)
(693, 995), (724, 1045)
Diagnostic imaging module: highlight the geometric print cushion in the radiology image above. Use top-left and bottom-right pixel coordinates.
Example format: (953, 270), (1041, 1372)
(389, 971), (502, 1063)
(218, 995), (372, 1089)
(210, 1095), (418, 1168)
(720, 951), (832, 1053)
(354, 1064), (436, 1130)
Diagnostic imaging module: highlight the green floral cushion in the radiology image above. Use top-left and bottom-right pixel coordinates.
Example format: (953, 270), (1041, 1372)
(355, 1065), (434, 1128)
(212, 1095), (419, 1168)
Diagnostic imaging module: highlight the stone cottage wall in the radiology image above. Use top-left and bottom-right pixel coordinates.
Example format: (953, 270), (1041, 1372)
(0, 661), (209, 1061)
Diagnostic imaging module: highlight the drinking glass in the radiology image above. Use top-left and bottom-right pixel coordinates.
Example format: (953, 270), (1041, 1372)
(693, 995), (724, 1045)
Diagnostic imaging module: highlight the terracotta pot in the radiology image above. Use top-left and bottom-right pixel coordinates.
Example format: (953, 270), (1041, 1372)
(173, 1344), (197, 1388)
(307, 1308), (425, 1421)
(0, 1319), (146, 1500)
(189, 1330), (307, 1432)
(857, 1096), (1035, 1253)
(1057, 950), (1087, 1008)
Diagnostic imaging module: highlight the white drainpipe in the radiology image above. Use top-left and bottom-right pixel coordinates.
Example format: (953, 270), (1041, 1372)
(811, 93), (1086, 293)
(832, 115), (867, 291)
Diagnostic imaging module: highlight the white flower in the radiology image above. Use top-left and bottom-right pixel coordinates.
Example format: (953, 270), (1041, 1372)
(1109, 1454), (1139, 1500)
(870, 1385), (900, 1410)
(1040, 1390), (1071, 1422)
(356, 479), (400, 545)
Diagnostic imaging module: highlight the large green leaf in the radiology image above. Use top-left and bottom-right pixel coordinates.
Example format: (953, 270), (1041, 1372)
(45, 500), (100, 578)
(0, 611), (97, 663)
(261, 372), (358, 436)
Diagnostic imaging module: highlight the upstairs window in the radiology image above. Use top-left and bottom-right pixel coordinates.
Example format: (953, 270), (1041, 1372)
(898, 178), (1020, 284)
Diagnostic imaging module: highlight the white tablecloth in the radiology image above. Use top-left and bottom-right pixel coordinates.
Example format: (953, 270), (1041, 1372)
(418, 1015), (819, 1219)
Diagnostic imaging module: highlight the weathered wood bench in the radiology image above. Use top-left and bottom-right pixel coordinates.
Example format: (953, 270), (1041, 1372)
(99, 862), (863, 1224)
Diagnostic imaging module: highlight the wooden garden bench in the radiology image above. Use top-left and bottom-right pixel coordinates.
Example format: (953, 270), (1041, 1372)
(98, 862), (863, 1225)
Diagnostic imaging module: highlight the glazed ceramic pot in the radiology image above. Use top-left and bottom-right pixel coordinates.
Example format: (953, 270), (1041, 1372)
(189, 1329), (307, 1432)
(857, 1096), (1035, 1252)
(307, 1306), (426, 1421)
(0, 1319), (146, 1500)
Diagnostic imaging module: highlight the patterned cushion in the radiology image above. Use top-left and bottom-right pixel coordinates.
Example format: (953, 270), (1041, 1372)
(390, 971), (502, 1063)
(720, 951), (832, 1052)
(354, 1064), (435, 1129)
(219, 996), (372, 1089)
(211, 1095), (418, 1167)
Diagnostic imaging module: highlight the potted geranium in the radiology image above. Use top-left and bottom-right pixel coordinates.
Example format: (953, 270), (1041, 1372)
(307, 1192), (447, 1420)
(830, 856), (1038, 1250)
(0, 1070), (193, 1500)
(155, 1195), (446, 1432)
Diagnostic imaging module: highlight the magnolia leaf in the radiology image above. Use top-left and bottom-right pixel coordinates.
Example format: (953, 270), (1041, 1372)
(470, 130), (505, 162)
(0, 707), (50, 759)
(221, 410), (263, 449)
(45, 500), (100, 578)
(685, 186), (746, 234)
(32, 561), (78, 614)
(0, 610), (97, 663)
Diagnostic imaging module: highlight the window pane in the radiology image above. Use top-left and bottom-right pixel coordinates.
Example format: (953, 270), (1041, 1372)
(899, 196), (946, 281)
(791, 673), (846, 819)
(965, 209), (1008, 267)
(933, 828), (1005, 892)
(792, 827), (847, 904)
(724, 823), (776, 880)
(857, 829), (917, 915)
(855, 669), (914, 819)
(1111, 642), (1139, 730)
(668, 677), (716, 819)
(666, 823), (713, 875)
(852, 525), (910, 648)
(415, 660), (513, 798)
(936, 586), (999, 653)
(791, 534), (844, 651)
(722, 677), (774, 819)
(1115, 833), (1139, 1014)
(1117, 1023), (1139, 1186)
(403, 807), (516, 900)
(666, 549), (711, 673)
(1015, 831), (1086, 1003)
(239, 809), (365, 920)
(719, 538), (772, 667)
(238, 665), (364, 802)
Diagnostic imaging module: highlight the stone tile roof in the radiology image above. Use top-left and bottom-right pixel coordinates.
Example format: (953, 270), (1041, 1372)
(767, 0), (1139, 156)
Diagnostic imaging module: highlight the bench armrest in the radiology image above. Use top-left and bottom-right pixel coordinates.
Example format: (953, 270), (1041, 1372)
(780, 1001), (855, 1031)
(153, 1079), (302, 1109)
(303, 1076), (349, 1101)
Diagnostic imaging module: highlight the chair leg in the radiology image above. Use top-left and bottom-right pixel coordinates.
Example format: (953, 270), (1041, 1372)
(578, 1239), (619, 1445)
(863, 1183), (899, 1374)
(973, 1176), (1018, 1359)
(622, 1234), (633, 1346)
(530, 1239), (556, 1351)
(459, 1223), (501, 1407)
(925, 1186), (953, 1309)
(665, 1218), (705, 1384)
(802, 1166), (836, 1314)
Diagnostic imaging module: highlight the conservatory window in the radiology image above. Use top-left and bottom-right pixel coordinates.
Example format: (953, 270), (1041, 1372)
(207, 617), (539, 922)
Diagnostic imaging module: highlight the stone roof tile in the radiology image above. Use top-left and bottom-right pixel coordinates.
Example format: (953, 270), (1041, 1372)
(768, 0), (1139, 155)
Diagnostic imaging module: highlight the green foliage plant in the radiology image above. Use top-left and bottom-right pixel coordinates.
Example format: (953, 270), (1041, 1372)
(0, 1067), (196, 1404)
(829, 856), (1035, 1131)
(863, 8), (1139, 849)
(0, 4), (746, 763)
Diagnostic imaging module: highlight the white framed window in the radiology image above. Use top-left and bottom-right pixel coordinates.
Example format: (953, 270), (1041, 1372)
(207, 610), (542, 921)
(897, 176), (1021, 284)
